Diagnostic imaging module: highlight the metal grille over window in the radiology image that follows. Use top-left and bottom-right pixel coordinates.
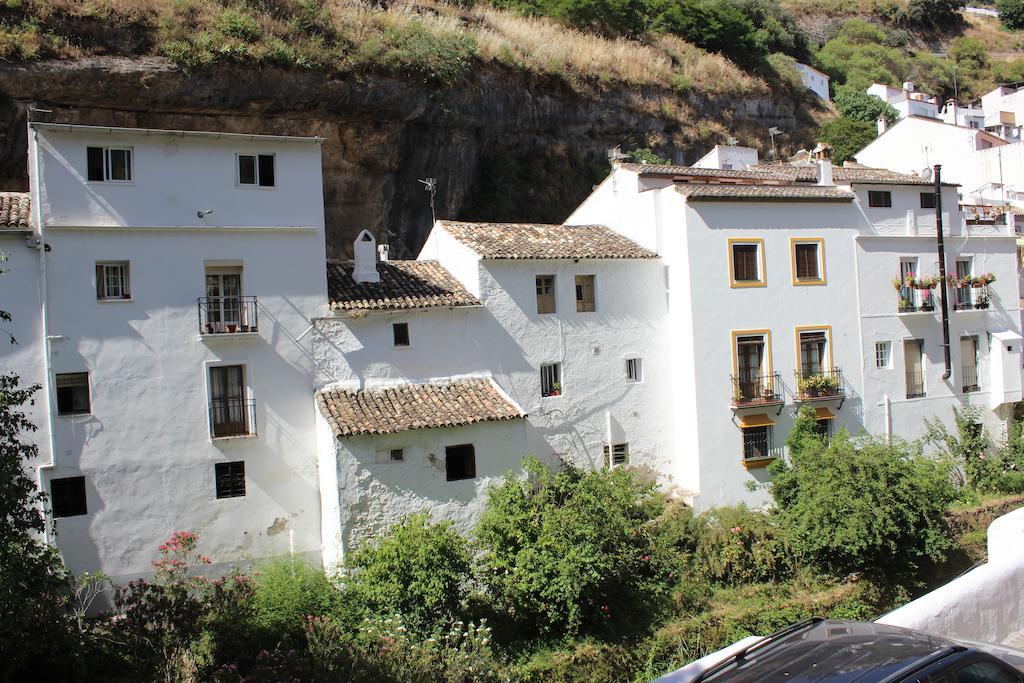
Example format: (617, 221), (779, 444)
(626, 357), (642, 382)
(540, 363), (561, 397)
(393, 322), (410, 347)
(603, 443), (629, 467)
(905, 339), (926, 398)
(535, 275), (555, 314)
(743, 426), (771, 460)
(961, 336), (980, 393)
(209, 365), (255, 438)
(732, 244), (759, 282)
(215, 461), (246, 498)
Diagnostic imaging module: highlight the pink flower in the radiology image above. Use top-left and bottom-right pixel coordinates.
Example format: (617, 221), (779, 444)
(730, 526), (742, 533)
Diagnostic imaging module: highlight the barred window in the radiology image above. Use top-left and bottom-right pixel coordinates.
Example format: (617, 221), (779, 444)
(626, 357), (642, 382)
(540, 363), (562, 397)
(215, 461), (246, 499)
(603, 443), (629, 467)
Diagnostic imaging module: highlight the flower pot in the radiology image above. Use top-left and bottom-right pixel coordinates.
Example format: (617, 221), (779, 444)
(227, 324), (237, 333)
(921, 302), (935, 312)
(972, 282), (985, 288)
(206, 323), (214, 334)
(976, 301), (990, 309)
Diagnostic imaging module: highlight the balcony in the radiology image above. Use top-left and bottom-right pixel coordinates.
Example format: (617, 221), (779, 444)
(905, 373), (926, 399)
(896, 287), (936, 314)
(209, 398), (257, 439)
(198, 296), (259, 336)
(794, 368), (844, 402)
(731, 372), (784, 407)
(952, 284), (991, 311)
(962, 364), (980, 393)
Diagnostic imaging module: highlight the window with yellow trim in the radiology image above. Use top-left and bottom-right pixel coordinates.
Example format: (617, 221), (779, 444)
(730, 241), (764, 286)
(792, 239), (825, 285)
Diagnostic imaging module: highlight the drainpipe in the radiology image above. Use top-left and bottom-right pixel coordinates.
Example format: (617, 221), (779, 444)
(29, 125), (57, 543)
(934, 164), (952, 381)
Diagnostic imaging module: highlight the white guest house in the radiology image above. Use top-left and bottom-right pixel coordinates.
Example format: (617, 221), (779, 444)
(3, 122), (1023, 577)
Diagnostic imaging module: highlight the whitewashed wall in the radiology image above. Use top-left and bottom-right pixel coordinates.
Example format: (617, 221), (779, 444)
(9, 126), (331, 583)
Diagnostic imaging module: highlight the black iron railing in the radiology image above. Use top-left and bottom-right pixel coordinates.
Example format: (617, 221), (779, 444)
(962, 364), (980, 393)
(743, 426), (771, 461)
(731, 372), (783, 406)
(794, 367), (844, 400)
(905, 373), (926, 399)
(898, 287), (936, 313)
(209, 398), (257, 438)
(198, 296), (259, 335)
(953, 285), (991, 311)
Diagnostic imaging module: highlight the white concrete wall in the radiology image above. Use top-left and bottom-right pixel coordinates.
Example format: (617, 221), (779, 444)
(4, 126), (331, 582)
(878, 506), (1024, 645)
(795, 63), (830, 101)
(323, 418), (529, 555)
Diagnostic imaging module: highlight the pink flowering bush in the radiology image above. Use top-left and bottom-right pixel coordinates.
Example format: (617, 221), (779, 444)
(691, 506), (793, 586)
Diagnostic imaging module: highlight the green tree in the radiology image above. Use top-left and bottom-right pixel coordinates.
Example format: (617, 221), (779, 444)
(818, 117), (877, 164)
(949, 37), (989, 74)
(769, 432), (956, 580)
(476, 456), (675, 639)
(833, 85), (900, 125)
(903, 0), (965, 30)
(999, 0), (1024, 30)
(347, 514), (471, 637)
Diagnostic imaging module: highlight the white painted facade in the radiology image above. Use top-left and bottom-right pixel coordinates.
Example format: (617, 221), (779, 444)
(795, 63), (830, 102)
(5, 124), (330, 583)
(855, 116), (1019, 209)
(693, 145), (760, 171)
(982, 85), (1024, 143)
(868, 83), (940, 120)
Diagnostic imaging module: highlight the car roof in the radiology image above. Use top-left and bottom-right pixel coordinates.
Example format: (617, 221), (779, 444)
(697, 619), (961, 682)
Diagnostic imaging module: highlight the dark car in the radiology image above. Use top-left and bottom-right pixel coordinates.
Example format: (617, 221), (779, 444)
(655, 618), (1024, 683)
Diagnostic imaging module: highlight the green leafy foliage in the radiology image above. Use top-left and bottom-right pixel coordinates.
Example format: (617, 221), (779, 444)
(903, 0), (965, 30)
(690, 506), (794, 585)
(1000, 0), (1024, 30)
(347, 514), (472, 637)
(769, 430), (956, 579)
(251, 555), (342, 648)
(475, 455), (676, 639)
(627, 147), (671, 164)
(833, 84), (900, 125)
(817, 117), (877, 164)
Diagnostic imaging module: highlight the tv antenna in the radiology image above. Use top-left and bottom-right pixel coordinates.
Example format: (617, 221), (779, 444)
(418, 177), (437, 225)
(726, 136), (738, 146)
(768, 127), (781, 161)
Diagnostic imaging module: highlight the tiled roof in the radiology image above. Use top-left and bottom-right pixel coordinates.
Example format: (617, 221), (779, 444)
(675, 184), (854, 202)
(327, 260), (480, 311)
(619, 162), (782, 180)
(749, 163), (956, 186)
(0, 193), (30, 229)
(439, 221), (656, 260)
(316, 378), (526, 437)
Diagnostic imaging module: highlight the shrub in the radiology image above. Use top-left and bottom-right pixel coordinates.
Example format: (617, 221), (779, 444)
(251, 555), (340, 648)
(902, 0), (965, 30)
(476, 456), (676, 639)
(817, 117), (876, 164)
(691, 506), (793, 585)
(217, 8), (263, 42)
(833, 84), (900, 125)
(923, 405), (990, 489)
(347, 514), (471, 636)
(1000, 0), (1024, 30)
(627, 147), (670, 164)
(769, 432), (956, 580)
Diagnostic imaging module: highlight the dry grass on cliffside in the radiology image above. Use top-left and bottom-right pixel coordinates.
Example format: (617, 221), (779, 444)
(0, 0), (765, 97)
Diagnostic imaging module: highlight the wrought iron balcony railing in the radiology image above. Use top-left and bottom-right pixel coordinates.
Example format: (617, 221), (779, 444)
(731, 372), (783, 406)
(962, 364), (980, 393)
(952, 285), (991, 311)
(209, 398), (257, 439)
(198, 296), (259, 335)
(794, 367), (844, 400)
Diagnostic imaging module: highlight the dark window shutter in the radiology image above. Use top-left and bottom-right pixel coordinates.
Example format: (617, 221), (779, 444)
(733, 245), (758, 281)
(87, 147), (104, 181)
(96, 264), (105, 299)
(238, 155), (256, 185)
(258, 155), (275, 187)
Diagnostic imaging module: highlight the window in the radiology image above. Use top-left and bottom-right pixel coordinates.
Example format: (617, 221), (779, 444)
(798, 330), (828, 378)
(603, 443), (630, 467)
(56, 373), (90, 416)
(920, 191), (937, 209)
(535, 275), (556, 314)
(86, 146), (132, 182)
(954, 258), (974, 310)
(445, 444), (476, 481)
(742, 426), (771, 460)
(791, 239), (825, 284)
(952, 659), (1020, 683)
(215, 461), (246, 499)
(905, 339), (925, 398)
(209, 365), (252, 438)
(868, 190), (892, 208)
(392, 322), (410, 347)
(540, 362), (562, 397)
(95, 262), (130, 300)
(50, 476), (87, 517)
(875, 341), (891, 369)
(733, 331), (776, 403)
(729, 240), (765, 287)
(626, 357), (642, 382)
(575, 275), (596, 312)
(961, 336), (979, 393)
(204, 268), (244, 334)
(390, 448), (405, 462)
(237, 154), (276, 187)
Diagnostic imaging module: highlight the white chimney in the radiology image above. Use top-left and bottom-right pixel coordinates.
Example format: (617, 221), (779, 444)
(903, 81), (915, 93)
(813, 144), (833, 186)
(353, 229), (380, 284)
(378, 243), (390, 262)
(877, 117), (888, 135)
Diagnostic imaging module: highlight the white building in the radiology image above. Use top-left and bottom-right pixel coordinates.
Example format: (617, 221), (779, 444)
(693, 145), (760, 171)
(4, 122), (1023, 577)
(982, 84), (1024, 142)
(855, 116), (1019, 211)
(868, 82), (940, 120)
(5, 123), (330, 583)
(795, 63), (830, 102)
(940, 99), (986, 130)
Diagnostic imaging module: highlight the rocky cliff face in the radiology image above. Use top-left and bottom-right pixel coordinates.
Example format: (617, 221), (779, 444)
(0, 57), (820, 258)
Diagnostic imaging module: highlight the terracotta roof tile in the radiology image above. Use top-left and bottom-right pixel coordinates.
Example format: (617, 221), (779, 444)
(619, 162), (781, 180)
(674, 184), (854, 202)
(439, 221), (656, 259)
(0, 193), (30, 230)
(749, 163), (957, 186)
(316, 378), (526, 437)
(327, 260), (480, 311)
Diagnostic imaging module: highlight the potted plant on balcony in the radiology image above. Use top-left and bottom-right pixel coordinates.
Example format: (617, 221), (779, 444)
(549, 382), (561, 397)
(226, 323), (238, 333)
(912, 275), (938, 289)
(892, 276), (909, 291)
(733, 387), (746, 404)
(976, 290), (991, 309)
(977, 273), (997, 286)
(898, 296), (915, 312)
(799, 373), (840, 398)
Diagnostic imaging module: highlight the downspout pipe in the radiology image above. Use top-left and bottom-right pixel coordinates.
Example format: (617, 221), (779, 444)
(934, 164), (952, 381)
